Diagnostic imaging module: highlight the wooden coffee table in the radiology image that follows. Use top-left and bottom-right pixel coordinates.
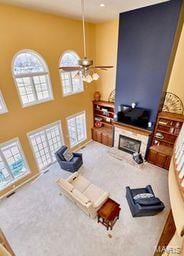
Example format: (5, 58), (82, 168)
(97, 198), (121, 230)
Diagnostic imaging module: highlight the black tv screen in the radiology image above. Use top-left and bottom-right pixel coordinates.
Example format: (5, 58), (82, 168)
(117, 105), (151, 129)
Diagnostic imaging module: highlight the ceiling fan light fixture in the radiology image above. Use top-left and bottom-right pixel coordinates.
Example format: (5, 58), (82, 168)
(78, 58), (93, 67)
(92, 73), (100, 81)
(85, 74), (93, 83)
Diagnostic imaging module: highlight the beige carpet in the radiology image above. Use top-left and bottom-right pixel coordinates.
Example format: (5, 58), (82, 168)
(0, 142), (170, 256)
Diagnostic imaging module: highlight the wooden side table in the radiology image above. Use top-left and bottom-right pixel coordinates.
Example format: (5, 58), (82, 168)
(97, 198), (121, 230)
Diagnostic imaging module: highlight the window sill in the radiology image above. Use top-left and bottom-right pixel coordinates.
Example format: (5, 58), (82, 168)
(62, 90), (84, 98)
(21, 97), (54, 108)
(0, 170), (30, 192)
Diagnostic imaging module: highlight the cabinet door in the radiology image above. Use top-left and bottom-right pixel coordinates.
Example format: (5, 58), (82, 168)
(92, 129), (102, 143)
(164, 156), (171, 170)
(156, 153), (167, 168)
(108, 135), (113, 147)
(147, 149), (157, 164)
(102, 134), (110, 146)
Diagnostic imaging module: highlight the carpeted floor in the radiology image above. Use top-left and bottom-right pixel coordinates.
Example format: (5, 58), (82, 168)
(0, 142), (170, 256)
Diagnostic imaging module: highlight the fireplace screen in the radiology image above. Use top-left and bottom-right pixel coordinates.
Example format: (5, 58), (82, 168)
(118, 135), (141, 154)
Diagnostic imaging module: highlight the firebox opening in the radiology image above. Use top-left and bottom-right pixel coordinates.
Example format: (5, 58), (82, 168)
(118, 135), (141, 154)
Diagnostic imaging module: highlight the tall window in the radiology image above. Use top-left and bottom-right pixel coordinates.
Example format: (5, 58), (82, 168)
(28, 122), (64, 171)
(0, 139), (30, 190)
(67, 111), (87, 147)
(12, 50), (53, 107)
(0, 91), (8, 114)
(60, 51), (84, 96)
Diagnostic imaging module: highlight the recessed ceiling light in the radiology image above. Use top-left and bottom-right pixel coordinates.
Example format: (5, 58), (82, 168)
(100, 3), (105, 7)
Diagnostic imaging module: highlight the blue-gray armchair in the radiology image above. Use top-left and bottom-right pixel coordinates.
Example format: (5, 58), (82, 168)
(55, 146), (83, 173)
(126, 185), (165, 217)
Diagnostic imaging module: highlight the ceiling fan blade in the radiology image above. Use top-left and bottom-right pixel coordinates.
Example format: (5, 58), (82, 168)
(59, 66), (81, 72)
(94, 65), (114, 69)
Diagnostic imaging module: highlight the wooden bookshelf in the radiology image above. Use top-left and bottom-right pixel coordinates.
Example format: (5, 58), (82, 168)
(147, 112), (184, 170)
(91, 100), (115, 147)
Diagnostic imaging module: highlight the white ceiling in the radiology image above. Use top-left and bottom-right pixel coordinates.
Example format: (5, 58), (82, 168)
(0, 0), (170, 23)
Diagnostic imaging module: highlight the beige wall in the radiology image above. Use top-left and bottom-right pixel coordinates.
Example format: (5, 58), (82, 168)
(167, 23), (184, 104)
(95, 19), (119, 101)
(0, 4), (96, 196)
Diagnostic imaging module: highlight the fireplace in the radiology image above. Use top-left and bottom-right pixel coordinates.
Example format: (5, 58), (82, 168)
(118, 135), (141, 154)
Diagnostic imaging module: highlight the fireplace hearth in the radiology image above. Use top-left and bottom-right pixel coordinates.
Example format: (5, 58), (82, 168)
(118, 135), (141, 154)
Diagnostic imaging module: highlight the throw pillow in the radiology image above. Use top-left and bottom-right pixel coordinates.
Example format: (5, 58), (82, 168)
(135, 197), (161, 206)
(133, 193), (154, 200)
(63, 149), (73, 162)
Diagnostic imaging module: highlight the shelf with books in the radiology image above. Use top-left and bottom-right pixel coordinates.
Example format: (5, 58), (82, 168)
(147, 111), (184, 170)
(92, 100), (115, 147)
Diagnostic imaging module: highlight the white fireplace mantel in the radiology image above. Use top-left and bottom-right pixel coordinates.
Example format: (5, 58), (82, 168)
(113, 122), (152, 158)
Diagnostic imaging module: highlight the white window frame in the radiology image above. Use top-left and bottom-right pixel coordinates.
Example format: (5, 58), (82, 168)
(0, 90), (8, 114)
(27, 121), (64, 171)
(12, 49), (54, 108)
(0, 138), (30, 191)
(59, 50), (84, 97)
(67, 111), (87, 148)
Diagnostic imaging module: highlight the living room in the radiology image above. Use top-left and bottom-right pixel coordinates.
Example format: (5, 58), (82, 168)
(0, 0), (184, 255)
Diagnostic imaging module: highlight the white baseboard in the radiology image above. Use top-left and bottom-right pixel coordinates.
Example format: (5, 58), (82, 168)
(0, 173), (39, 200)
(0, 140), (93, 200)
(73, 139), (93, 152)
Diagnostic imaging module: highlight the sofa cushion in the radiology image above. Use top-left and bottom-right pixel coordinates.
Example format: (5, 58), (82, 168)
(63, 149), (73, 162)
(135, 197), (162, 206)
(57, 179), (74, 192)
(72, 189), (91, 205)
(83, 184), (105, 203)
(71, 175), (91, 193)
(133, 193), (154, 200)
(56, 146), (68, 161)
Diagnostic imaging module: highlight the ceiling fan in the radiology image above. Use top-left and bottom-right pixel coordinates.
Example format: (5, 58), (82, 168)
(59, 0), (113, 83)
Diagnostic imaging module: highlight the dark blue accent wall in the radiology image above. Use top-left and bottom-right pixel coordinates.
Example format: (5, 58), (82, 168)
(115, 0), (181, 129)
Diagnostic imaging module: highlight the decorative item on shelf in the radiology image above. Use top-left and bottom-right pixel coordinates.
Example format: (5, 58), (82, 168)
(155, 132), (164, 139)
(106, 117), (111, 123)
(169, 127), (174, 134)
(95, 120), (102, 128)
(95, 116), (103, 128)
(93, 91), (101, 101)
(148, 122), (152, 128)
(154, 140), (160, 145)
(131, 102), (137, 109)
(158, 120), (168, 126)
(162, 92), (184, 114)
(102, 108), (108, 116)
(108, 90), (115, 103)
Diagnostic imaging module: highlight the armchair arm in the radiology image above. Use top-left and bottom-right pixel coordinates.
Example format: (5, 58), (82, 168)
(126, 186), (135, 205)
(136, 202), (165, 211)
(93, 192), (109, 208)
(73, 152), (82, 158)
(146, 185), (155, 196)
(55, 153), (64, 163)
(66, 172), (79, 183)
(72, 189), (92, 207)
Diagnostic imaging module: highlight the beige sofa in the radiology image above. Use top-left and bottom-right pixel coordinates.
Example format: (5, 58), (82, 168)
(57, 172), (109, 218)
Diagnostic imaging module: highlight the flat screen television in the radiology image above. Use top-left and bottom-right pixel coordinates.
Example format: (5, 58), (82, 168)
(117, 105), (151, 129)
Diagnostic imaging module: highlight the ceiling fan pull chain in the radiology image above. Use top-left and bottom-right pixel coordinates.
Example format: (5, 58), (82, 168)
(81, 0), (87, 58)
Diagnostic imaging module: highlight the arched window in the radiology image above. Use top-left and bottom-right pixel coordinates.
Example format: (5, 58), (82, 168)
(12, 50), (53, 107)
(60, 51), (83, 96)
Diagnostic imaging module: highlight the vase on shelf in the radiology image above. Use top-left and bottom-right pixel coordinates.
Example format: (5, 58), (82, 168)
(94, 91), (101, 101)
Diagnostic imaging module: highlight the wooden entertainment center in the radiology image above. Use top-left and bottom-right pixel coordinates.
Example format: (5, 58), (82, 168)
(91, 100), (184, 171)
